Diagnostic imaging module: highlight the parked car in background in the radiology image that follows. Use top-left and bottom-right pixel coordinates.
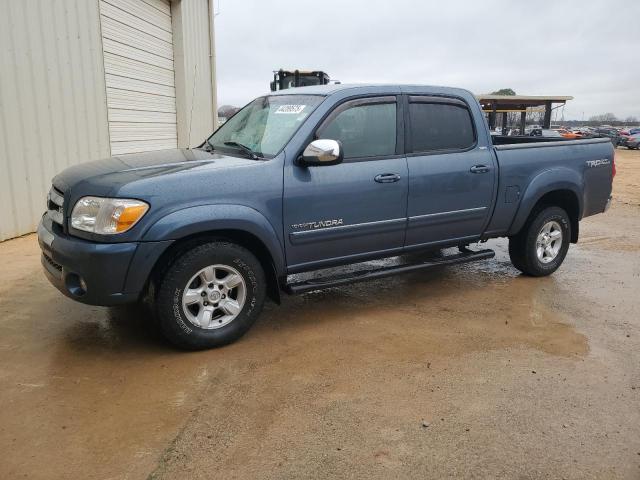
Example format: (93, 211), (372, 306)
(618, 131), (632, 147)
(592, 127), (622, 147)
(555, 128), (582, 139)
(618, 128), (640, 148)
(625, 133), (640, 150)
(530, 128), (563, 138)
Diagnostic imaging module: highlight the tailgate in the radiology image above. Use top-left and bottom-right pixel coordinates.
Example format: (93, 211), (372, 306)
(582, 148), (614, 217)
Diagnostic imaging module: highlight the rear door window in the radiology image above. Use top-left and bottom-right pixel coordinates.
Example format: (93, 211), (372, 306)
(409, 101), (475, 152)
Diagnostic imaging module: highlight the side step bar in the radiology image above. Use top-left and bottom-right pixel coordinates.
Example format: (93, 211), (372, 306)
(285, 248), (495, 294)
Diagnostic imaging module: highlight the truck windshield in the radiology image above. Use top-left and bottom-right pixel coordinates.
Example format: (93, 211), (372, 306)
(206, 95), (323, 158)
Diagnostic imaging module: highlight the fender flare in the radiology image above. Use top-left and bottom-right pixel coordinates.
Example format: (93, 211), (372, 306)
(507, 167), (583, 236)
(141, 204), (286, 276)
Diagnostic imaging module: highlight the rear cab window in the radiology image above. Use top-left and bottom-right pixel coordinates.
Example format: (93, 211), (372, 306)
(408, 97), (476, 153)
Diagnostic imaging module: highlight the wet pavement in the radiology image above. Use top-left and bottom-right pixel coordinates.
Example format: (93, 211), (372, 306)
(1, 149), (639, 479)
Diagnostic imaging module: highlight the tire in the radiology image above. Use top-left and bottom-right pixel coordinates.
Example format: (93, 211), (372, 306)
(156, 241), (266, 350)
(508, 206), (571, 277)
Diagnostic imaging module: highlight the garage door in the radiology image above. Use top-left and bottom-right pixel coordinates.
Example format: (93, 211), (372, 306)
(99, 0), (177, 155)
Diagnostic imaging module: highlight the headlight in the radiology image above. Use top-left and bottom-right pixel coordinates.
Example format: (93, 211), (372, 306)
(71, 197), (149, 234)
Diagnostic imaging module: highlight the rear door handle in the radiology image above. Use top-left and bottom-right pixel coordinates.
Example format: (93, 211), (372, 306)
(374, 173), (401, 183)
(470, 165), (491, 174)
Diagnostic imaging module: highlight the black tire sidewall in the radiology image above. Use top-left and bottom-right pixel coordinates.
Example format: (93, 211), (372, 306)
(157, 242), (266, 349)
(524, 206), (571, 276)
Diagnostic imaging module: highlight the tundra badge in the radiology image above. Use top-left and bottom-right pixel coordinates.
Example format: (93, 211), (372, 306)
(291, 219), (344, 230)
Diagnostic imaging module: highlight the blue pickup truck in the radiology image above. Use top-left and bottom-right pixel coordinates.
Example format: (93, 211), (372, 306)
(38, 84), (614, 349)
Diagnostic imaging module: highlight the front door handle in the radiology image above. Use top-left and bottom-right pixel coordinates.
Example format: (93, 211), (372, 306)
(470, 165), (491, 174)
(375, 173), (401, 183)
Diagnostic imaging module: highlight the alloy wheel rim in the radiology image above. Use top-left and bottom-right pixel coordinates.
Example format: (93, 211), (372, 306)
(536, 220), (562, 264)
(182, 264), (246, 329)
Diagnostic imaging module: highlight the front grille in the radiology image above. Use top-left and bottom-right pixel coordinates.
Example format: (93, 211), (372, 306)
(47, 186), (64, 226)
(43, 253), (62, 272)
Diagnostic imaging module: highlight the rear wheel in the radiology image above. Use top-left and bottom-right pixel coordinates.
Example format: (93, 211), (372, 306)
(156, 241), (266, 349)
(508, 206), (571, 276)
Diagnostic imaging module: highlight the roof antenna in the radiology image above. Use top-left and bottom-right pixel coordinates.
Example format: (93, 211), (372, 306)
(188, 63), (198, 149)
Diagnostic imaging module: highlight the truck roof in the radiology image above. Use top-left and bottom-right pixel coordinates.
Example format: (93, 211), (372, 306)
(269, 83), (474, 98)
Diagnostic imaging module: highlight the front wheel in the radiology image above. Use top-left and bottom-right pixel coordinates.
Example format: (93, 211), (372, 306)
(508, 206), (571, 277)
(156, 241), (266, 349)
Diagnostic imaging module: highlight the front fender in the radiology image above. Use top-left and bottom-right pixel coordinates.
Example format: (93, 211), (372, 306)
(507, 167), (583, 236)
(141, 204), (285, 275)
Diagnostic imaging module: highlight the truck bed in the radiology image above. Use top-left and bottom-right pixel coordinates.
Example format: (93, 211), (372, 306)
(483, 137), (614, 238)
(491, 135), (615, 146)
(491, 135), (570, 145)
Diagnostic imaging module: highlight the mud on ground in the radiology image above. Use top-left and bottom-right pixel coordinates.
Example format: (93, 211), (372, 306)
(0, 149), (638, 479)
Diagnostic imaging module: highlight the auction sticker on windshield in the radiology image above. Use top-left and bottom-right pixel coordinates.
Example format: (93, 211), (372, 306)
(275, 104), (306, 114)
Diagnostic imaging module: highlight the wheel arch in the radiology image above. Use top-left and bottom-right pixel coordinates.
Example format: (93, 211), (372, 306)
(532, 190), (580, 243)
(147, 229), (283, 304)
(137, 205), (286, 304)
(508, 169), (583, 243)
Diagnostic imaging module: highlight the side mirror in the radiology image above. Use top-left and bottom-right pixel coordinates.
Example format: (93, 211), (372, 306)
(299, 139), (343, 166)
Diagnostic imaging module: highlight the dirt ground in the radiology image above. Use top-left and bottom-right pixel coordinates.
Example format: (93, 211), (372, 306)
(0, 149), (639, 480)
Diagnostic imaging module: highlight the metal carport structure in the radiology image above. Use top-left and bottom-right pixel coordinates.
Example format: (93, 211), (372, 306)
(476, 95), (573, 134)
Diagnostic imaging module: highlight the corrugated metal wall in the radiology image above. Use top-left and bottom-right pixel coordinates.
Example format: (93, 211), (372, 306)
(0, 0), (217, 242)
(0, 0), (110, 241)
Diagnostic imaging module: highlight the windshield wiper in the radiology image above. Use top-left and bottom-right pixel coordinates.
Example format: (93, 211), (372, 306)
(223, 141), (263, 160)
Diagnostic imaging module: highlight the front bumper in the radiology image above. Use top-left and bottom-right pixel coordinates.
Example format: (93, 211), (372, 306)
(38, 215), (141, 306)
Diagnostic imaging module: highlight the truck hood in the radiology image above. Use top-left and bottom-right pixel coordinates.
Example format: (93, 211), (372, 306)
(53, 148), (257, 194)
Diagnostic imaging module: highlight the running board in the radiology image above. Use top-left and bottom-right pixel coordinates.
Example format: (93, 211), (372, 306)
(285, 248), (495, 294)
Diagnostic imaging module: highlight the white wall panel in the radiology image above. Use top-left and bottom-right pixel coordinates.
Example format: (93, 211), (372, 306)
(100, 16), (173, 60)
(100, 1), (172, 43)
(103, 52), (175, 86)
(109, 123), (178, 142)
(102, 38), (173, 70)
(105, 88), (176, 113)
(99, 0), (178, 156)
(107, 109), (177, 123)
(143, 0), (171, 16)
(105, 73), (176, 97)
(111, 139), (177, 155)
(0, 0), (110, 241)
(103, 0), (173, 32)
(171, 0), (217, 148)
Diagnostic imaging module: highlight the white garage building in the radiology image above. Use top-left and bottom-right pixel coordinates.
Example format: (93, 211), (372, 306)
(0, 0), (218, 241)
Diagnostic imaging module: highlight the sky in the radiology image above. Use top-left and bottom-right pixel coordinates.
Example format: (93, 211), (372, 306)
(213, 0), (639, 121)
